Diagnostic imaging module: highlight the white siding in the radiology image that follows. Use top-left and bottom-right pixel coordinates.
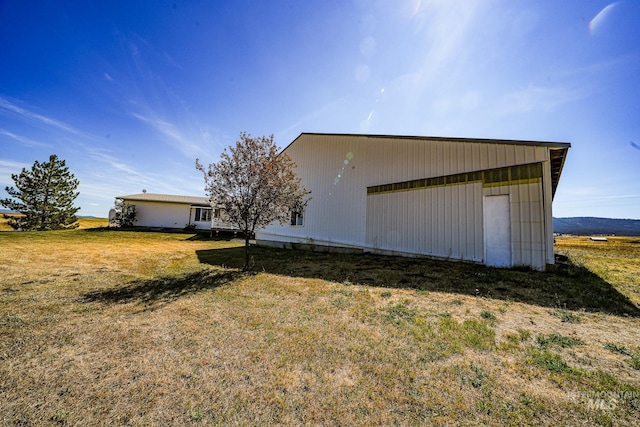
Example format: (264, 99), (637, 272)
(482, 182), (545, 269)
(257, 134), (556, 270)
(365, 182), (484, 261)
(129, 201), (192, 229)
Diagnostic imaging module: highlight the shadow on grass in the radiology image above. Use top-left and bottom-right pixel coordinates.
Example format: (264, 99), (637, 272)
(81, 227), (242, 241)
(82, 270), (242, 310)
(196, 246), (640, 317)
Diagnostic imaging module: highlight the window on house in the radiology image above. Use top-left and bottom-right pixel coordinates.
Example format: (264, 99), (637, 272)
(213, 208), (221, 219)
(290, 210), (303, 226)
(194, 207), (212, 222)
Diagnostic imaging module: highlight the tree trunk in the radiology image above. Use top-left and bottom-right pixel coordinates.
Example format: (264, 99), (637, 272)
(244, 233), (250, 270)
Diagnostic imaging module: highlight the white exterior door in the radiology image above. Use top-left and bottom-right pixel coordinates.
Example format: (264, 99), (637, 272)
(483, 195), (512, 268)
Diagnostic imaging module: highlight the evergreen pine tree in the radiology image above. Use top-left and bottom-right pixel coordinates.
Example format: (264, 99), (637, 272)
(1, 154), (80, 231)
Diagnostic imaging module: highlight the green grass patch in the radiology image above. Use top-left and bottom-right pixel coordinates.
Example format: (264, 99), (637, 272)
(480, 310), (496, 321)
(383, 300), (417, 325)
(536, 333), (585, 349)
(631, 352), (640, 370)
(527, 348), (578, 375)
(457, 362), (490, 389)
(414, 316), (496, 363)
(501, 328), (532, 350)
(551, 308), (582, 323)
(604, 343), (632, 356)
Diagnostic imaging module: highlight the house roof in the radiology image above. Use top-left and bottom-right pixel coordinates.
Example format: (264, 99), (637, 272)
(285, 132), (570, 198)
(116, 193), (209, 206)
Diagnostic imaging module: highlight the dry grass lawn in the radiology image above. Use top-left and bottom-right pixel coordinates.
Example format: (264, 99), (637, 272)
(1, 229), (639, 425)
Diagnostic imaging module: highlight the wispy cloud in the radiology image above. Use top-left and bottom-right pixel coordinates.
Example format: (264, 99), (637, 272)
(559, 193), (640, 202)
(76, 142), (202, 197)
(351, 0), (489, 133)
(276, 94), (351, 140)
(412, 0), (485, 71)
(129, 111), (203, 157)
(0, 128), (50, 147)
(495, 84), (588, 115)
(102, 35), (212, 159)
(88, 150), (147, 178)
(0, 96), (88, 138)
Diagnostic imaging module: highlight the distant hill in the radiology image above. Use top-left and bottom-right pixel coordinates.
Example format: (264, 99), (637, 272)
(4, 210), (638, 236)
(553, 217), (640, 236)
(1, 209), (100, 219)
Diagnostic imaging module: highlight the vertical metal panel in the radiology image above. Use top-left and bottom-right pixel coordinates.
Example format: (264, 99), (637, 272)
(454, 185), (466, 258)
(363, 181), (484, 261)
(436, 186), (445, 251)
(496, 144), (505, 166)
(505, 144), (515, 165)
(429, 188), (438, 254)
(480, 144), (488, 170)
(457, 185), (473, 259)
(420, 188), (429, 253)
(471, 143), (481, 171)
(430, 141), (437, 179)
(542, 157), (555, 265)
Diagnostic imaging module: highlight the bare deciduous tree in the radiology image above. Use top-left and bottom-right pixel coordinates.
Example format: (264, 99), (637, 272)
(196, 132), (309, 269)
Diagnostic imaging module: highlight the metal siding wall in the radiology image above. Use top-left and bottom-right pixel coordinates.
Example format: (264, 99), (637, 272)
(260, 134), (372, 247)
(364, 182), (483, 260)
(480, 144), (489, 170)
(256, 134), (553, 268)
(474, 184), (484, 258)
(451, 185), (460, 257)
(470, 143), (479, 170)
(459, 183), (468, 258)
(481, 182), (545, 269)
(499, 144), (510, 167)
(542, 157), (555, 265)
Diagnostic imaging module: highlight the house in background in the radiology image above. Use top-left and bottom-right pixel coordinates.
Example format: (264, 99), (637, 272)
(113, 193), (240, 232)
(256, 133), (570, 271)
(113, 193), (213, 230)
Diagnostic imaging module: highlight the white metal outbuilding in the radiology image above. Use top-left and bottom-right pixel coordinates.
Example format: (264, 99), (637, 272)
(256, 133), (570, 270)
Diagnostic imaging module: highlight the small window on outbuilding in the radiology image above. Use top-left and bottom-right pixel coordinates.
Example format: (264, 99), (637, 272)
(290, 210), (303, 226)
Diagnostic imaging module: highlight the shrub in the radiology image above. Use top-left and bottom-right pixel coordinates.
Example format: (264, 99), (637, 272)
(551, 308), (581, 323)
(110, 200), (137, 228)
(480, 310), (496, 321)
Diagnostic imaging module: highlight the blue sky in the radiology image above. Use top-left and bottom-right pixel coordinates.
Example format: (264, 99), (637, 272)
(1, 0), (639, 219)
